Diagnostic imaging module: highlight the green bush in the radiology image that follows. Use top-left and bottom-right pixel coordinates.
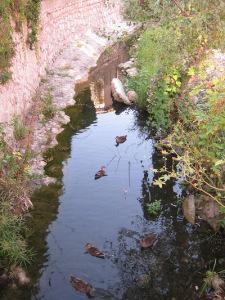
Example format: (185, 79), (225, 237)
(25, 0), (41, 48)
(0, 126), (33, 266)
(126, 0), (225, 131)
(0, 199), (32, 266)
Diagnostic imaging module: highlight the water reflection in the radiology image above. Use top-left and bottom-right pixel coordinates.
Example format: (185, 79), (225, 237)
(89, 41), (129, 109)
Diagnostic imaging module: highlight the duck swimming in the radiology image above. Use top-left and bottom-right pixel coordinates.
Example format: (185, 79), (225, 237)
(94, 166), (107, 180)
(85, 243), (105, 259)
(115, 135), (127, 146)
(70, 275), (93, 297)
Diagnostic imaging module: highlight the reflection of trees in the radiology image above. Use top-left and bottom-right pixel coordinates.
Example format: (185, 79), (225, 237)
(109, 148), (224, 300)
(0, 88), (96, 300)
(44, 88), (96, 180)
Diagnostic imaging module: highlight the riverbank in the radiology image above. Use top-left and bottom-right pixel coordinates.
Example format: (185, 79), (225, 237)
(124, 0), (225, 228)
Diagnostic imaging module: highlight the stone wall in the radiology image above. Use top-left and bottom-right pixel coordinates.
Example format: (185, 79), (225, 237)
(0, 0), (122, 122)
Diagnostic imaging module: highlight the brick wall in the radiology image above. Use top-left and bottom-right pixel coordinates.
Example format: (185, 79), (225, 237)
(0, 0), (122, 122)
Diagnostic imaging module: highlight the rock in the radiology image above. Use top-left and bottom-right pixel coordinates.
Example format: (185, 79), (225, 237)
(111, 78), (131, 105)
(10, 266), (30, 286)
(195, 195), (221, 231)
(182, 195), (195, 224)
(118, 60), (134, 71)
(140, 234), (157, 249)
(126, 67), (138, 77)
(127, 90), (138, 103)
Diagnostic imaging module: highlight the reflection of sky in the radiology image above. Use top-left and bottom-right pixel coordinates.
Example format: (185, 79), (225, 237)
(33, 109), (154, 300)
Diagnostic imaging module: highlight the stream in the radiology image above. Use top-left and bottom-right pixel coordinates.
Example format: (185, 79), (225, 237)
(1, 41), (225, 300)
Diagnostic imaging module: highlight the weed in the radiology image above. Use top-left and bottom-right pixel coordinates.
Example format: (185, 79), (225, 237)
(12, 116), (28, 141)
(0, 125), (33, 267)
(146, 200), (161, 216)
(0, 70), (12, 84)
(41, 91), (56, 121)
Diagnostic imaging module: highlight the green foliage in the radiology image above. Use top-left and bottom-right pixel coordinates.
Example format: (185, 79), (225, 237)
(0, 126), (33, 266)
(12, 115), (28, 141)
(25, 0), (41, 48)
(146, 200), (161, 215)
(0, 70), (12, 84)
(200, 260), (225, 297)
(154, 73), (225, 206)
(41, 91), (56, 121)
(0, 200), (33, 266)
(125, 0), (225, 131)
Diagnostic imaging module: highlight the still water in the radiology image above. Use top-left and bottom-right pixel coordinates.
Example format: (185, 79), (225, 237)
(1, 40), (225, 300)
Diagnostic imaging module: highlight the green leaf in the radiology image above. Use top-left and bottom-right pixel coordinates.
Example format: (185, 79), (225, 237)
(187, 66), (195, 76)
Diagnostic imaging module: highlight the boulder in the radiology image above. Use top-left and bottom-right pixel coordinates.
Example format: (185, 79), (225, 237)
(182, 195), (195, 224)
(127, 90), (138, 103)
(195, 195), (221, 231)
(10, 266), (30, 286)
(126, 67), (138, 77)
(111, 78), (131, 105)
(118, 60), (134, 71)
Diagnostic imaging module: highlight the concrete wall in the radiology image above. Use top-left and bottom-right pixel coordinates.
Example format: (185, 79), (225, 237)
(0, 0), (122, 122)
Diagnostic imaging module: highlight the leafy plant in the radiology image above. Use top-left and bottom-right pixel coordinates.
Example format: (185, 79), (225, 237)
(25, 0), (41, 48)
(146, 200), (161, 215)
(0, 125), (33, 267)
(200, 260), (225, 297)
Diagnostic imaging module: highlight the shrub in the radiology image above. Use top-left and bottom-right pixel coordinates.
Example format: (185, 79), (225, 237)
(125, 0), (225, 131)
(0, 126), (33, 266)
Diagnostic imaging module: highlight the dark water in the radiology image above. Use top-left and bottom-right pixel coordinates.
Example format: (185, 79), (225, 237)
(1, 42), (225, 300)
(1, 88), (225, 300)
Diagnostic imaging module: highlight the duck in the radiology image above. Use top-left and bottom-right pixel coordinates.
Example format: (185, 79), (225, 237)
(95, 166), (107, 180)
(85, 243), (105, 259)
(140, 234), (157, 249)
(70, 275), (93, 297)
(115, 135), (127, 146)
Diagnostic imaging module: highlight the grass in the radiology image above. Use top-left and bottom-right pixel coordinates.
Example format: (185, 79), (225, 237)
(12, 115), (28, 141)
(0, 199), (33, 266)
(41, 91), (56, 121)
(0, 123), (34, 267)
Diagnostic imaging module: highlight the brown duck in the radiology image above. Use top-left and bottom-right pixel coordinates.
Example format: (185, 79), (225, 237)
(140, 234), (157, 249)
(70, 275), (93, 297)
(85, 243), (105, 259)
(95, 166), (107, 180)
(115, 135), (127, 146)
